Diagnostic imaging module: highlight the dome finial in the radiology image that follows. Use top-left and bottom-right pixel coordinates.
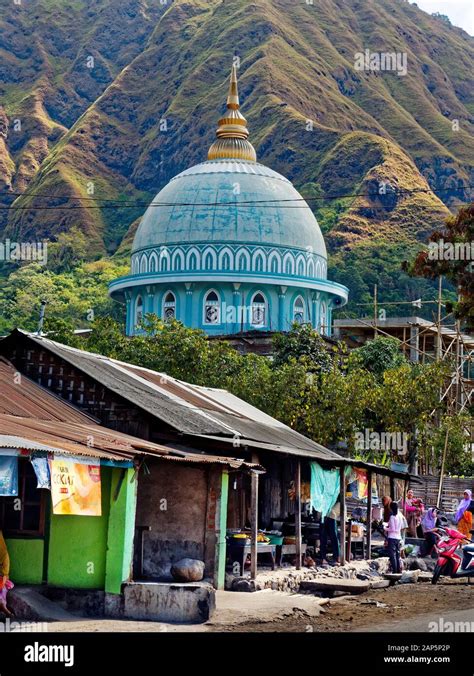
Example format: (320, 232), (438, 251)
(227, 63), (240, 110)
(207, 64), (257, 162)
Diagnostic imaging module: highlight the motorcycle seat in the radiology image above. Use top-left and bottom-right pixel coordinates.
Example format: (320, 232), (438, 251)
(462, 543), (474, 553)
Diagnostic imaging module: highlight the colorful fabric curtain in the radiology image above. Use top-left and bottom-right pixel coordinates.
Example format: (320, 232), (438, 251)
(310, 462), (341, 518)
(31, 456), (51, 489)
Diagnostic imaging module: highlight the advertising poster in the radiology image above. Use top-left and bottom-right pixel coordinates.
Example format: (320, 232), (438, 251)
(49, 458), (101, 516)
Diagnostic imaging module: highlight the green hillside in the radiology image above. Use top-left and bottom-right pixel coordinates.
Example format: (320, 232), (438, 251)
(0, 0), (473, 329)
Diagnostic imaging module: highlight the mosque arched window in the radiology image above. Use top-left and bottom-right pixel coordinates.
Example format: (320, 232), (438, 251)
(238, 254), (246, 271)
(251, 292), (267, 328)
(297, 258), (305, 277)
(149, 255), (157, 273)
(204, 290), (220, 325)
(293, 296), (305, 325)
(255, 255), (264, 272)
(189, 253), (197, 271)
(135, 295), (144, 327)
(163, 291), (176, 321)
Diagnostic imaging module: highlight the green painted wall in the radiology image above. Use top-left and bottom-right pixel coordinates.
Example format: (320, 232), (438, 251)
(6, 539), (44, 585)
(216, 471), (229, 590)
(47, 467), (112, 589)
(105, 468), (137, 594)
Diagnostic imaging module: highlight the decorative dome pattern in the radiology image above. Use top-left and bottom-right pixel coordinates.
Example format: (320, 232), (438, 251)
(132, 159), (328, 277)
(110, 65), (348, 338)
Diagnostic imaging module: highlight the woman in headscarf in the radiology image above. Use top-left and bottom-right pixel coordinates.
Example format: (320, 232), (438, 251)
(401, 489), (424, 538)
(382, 495), (392, 523)
(0, 529), (13, 616)
(422, 507), (440, 556)
(455, 490), (473, 540)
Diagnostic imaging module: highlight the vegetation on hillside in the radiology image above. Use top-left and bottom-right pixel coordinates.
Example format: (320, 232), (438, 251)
(1, 0), (473, 326)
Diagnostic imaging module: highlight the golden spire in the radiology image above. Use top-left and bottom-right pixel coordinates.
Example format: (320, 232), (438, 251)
(207, 65), (257, 162)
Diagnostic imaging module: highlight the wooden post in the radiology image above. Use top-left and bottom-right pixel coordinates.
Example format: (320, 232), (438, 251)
(295, 460), (302, 570)
(346, 518), (352, 561)
(366, 471), (373, 560)
(250, 471), (259, 579)
(339, 465), (346, 565)
(390, 476), (395, 503)
(437, 429), (449, 508)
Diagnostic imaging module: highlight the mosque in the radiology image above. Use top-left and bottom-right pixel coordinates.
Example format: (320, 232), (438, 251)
(109, 66), (348, 337)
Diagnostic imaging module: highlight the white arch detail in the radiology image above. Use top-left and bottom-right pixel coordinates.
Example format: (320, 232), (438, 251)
(252, 248), (267, 273)
(171, 249), (185, 271)
(202, 247), (218, 271)
(149, 251), (159, 273)
(186, 247), (201, 270)
(236, 248), (251, 271)
(296, 254), (306, 277)
(218, 247), (234, 270)
(268, 251), (281, 274)
(283, 252), (295, 275)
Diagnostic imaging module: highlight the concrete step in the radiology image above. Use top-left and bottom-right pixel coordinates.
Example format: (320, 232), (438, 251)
(300, 578), (371, 595)
(9, 586), (79, 622)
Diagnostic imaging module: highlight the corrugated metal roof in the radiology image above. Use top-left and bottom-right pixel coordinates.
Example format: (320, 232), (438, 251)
(0, 415), (262, 470)
(0, 357), (96, 424)
(7, 331), (343, 462)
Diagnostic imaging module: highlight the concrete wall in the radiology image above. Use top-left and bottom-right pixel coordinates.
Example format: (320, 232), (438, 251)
(135, 461), (208, 579)
(6, 538), (44, 585)
(105, 468), (137, 595)
(121, 582), (215, 623)
(47, 467), (112, 589)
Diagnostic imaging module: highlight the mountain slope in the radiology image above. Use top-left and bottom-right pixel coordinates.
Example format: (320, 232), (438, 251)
(1, 0), (473, 312)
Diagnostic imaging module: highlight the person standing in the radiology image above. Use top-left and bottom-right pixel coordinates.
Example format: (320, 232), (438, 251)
(385, 502), (403, 573)
(320, 500), (340, 565)
(0, 530), (12, 616)
(401, 488), (424, 538)
(455, 490), (473, 540)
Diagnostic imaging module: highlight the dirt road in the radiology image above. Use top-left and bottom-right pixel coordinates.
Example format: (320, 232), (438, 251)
(43, 580), (473, 633)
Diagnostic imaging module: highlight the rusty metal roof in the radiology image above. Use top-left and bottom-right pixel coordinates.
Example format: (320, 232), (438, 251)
(0, 414), (262, 470)
(4, 331), (343, 463)
(0, 354), (261, 471)
(0, 357), (97, 424)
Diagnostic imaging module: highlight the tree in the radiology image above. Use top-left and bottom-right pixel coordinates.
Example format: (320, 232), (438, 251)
(410, 203), (474, 330)
(48, 316), (455, 470)
(350, 336), (406, 379)
(272, 323), (333, 372)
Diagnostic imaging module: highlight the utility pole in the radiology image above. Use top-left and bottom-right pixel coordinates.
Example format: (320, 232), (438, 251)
(37, 300), (47, 335)
(373, 284), (378, 338)
(436, 276), (443, 360)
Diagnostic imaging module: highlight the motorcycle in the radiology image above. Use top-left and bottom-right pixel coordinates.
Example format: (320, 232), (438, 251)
(431, 525), (474, 584)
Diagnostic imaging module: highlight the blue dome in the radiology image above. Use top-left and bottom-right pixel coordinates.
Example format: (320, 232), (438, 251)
(132, 160), (327, 259)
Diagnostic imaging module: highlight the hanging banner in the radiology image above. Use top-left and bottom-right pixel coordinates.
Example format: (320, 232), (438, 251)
(31, 457), (51, 489)
(49, 458), (101, 516)
(0, 456), (18, 496)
